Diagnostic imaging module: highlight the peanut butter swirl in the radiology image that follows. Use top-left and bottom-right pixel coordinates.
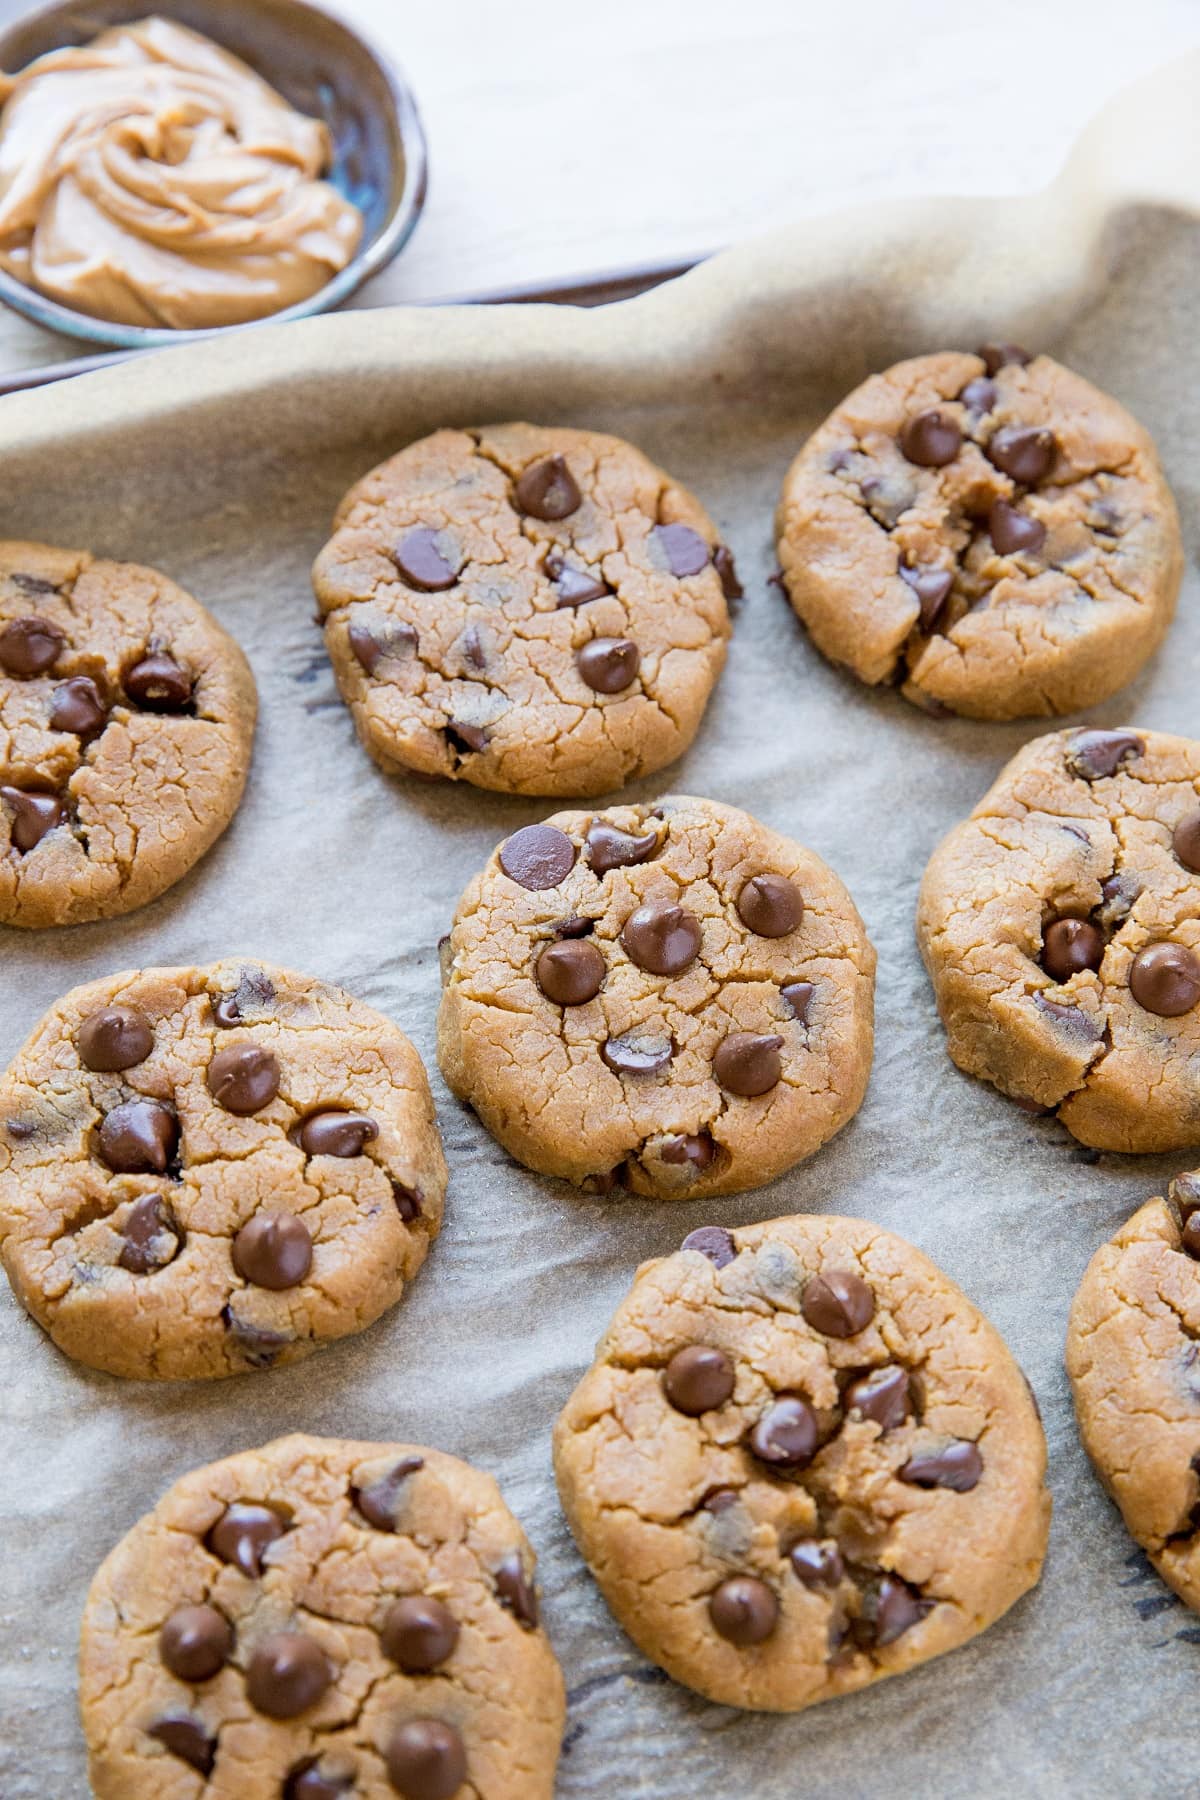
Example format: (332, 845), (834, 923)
(0, 16), (364, 329)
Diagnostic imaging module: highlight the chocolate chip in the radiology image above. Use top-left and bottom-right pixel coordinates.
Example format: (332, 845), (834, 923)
(899, 409), (961, 468)
(1, 785), (63, 851)
(1174, 811), (1200, 873)
(845, 1364), (910, 1430)
(584, 821), (658, 872)
(1181, 1214), (1200, 1261)
(221, 1309), (291, 1366)
(621, 899), (702, 975)
(445, 718), (488, 754)
(737, 873), (803, 937)
(1042, 918), (1105, 981)
(988, 498), (1045, 556)
(663, 1345), (735, 1415)
(661, 1132), (716, 1170)
(286, 1759), (355, 1800)
(959, 376), (997, 414)
(381, 1596), (460, 1672)
(97, 1099), (178, 1174)
(535, 938), (606, 1005)
(246, 1631), (332, 1718)
(391, 527), (460, 591)
(802, 1269), (875, 1337)
(1034, 993), (1099, 1036)
(232, 1213), (313, 1289)
(159, 1604), (233, 1681)
(900, 1439), (983, 1491)
(206, 1501), (287, 1575)
(124, 649), (193, 710)
(515, 454), (581, 520)
(653, 522), (711, 578)
(701, 1486), (739, 1513)
(353, 1456), (425, 1530)
(385, 1719), (467, 1800)
(899, 562), (953, 633)
(211, 967), (275, 1028)
(78, 1005), (153, 1072)
(576, 636), (640, 693)
(349, 619), (417, 672)
(119, 1195), (181, 1273)
(1129, 943), (1200, 1016)
(554, 914), (594, 938)
(781, 981), (815, 1023)
(708, 1576), (778, 1645)
(206, 1043), (281, 1115)
(147, 1714), (215, 1774)
(1064, 730), (1144, 781)
(712, 1032), (783, 1097)
(545, 552), (610, 606)
(871, 1574), (932, 1645)
(298, 1111), (379, 1157)
(748, 1394), (817, 1467)
(681, 1225), (737, 1267)
(393, 1181), (422, 1222)
(978, 341), (1031, 373)
(0, 614), (65, 675)
(713, 546), (742, 600)
(460, 623), (487, 672)
(789, 1540), (844, 1588)
(49, 675), (107, 736)
(987, 425), (1057, 485)
(498, 823), (576, 889)
(495, 1551), (538, 1627)
(6, 1118), (34, 1140)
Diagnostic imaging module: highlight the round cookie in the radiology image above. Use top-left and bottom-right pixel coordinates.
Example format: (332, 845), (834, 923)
(436, 795), (875, 1198)
(1067, 1179), (1200, 1611)
(918, 726), (1200, 1153)
(311, 423), (735, 796)
(80, 1433), (565, 1799)
(0, 539), (256, 927)
(553, 1213), (1049, 1712)
(775, 347), (1181, 719)
(0, 960), (446, 1379)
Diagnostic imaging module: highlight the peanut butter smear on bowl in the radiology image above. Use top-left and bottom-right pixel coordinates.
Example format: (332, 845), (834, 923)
(0, 15), (364, 329)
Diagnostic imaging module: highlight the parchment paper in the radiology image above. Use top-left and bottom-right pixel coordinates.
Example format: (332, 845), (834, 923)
(3, 54), (1200, 1800)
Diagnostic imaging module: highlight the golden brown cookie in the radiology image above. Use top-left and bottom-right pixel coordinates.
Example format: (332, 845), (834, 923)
(311, 423), (735, 796)
(0, 540), (256, 927)
(437, 795), (875, 1198)
(553, 1213), (1049, 1712)
(0, 960), (446, 1379)
(79, 1433), (565, 1799)
(776, 346), (1181, 719)
(1067, 1176), (1200, 1611)
(918, 726), (1200, 1152)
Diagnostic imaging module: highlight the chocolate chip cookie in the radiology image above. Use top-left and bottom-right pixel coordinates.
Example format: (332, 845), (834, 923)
(776, 347), (1182, 719)
(553, 1212), (1049, 1711)
(1067, 1177), (1200, 1612)
(437, 795), (875, 1197)
(918, 726), (1200, 1152)
(0, 961), (446, 1378)
(0, 540), (256, 927)
(312, 424), (735, 796)
(80, 1433), (564, 1798)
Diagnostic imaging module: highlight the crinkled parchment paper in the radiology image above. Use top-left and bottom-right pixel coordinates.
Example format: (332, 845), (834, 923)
(2, 55), (1200, 1800)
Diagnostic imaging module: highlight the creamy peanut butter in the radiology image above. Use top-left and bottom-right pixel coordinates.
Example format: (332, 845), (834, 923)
(0, 16), (364, 329)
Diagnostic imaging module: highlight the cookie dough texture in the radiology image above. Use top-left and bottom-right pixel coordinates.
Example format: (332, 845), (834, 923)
(553, 1213), (1049, 1712)
(0, 961), (446, 1379)
(80, 1433), (565, 1799)
(776, 350), (1181, 719)
(312, 423), (733, 796)
(918, 727), (1200, 1152)
(0, 540), (256, 927)
(1067, 1185), (1200, 1611)
(437, 795), (875, 1198)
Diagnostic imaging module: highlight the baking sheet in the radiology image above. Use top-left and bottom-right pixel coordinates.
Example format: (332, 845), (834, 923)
(2, 53), (1200, 1800)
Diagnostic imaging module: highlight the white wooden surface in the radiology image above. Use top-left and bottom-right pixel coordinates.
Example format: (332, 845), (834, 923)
(0, 0), (1197, 367)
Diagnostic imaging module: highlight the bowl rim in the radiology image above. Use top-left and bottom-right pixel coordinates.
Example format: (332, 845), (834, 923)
(0, 0), (430, 349)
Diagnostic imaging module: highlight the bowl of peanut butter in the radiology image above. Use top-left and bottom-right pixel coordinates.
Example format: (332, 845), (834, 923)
(0, 0), (427, 344)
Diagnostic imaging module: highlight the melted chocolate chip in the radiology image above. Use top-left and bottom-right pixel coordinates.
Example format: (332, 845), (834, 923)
(663, 1345), (735, 1415)
(96, 1099), (178, 1174)
(78, 1005), (153, 1072)
(124, 649), (193, 710)
(222, 1309), (291, 1365)
(232, 1213), (313, 1289)
(206, 1043), (281, 1115)
(621, 899), (702, 975)
(602, 1033), (674, 1077)
(988, 498), (1045, 556)
(392, 1181), (423, 1222)
(445, 718), (488, 754)
(1034, 993), (1100, 1036)
(959, 376), (997, 414)
(713, 546), (743, 599)
(987, 425), (1057, 484)
(211, 968), (275, 1028)
(585, 820), (658, 872)
(1181, 1214), (1200, 1261)
(119, 1195), (181, 1273)
(978, 341), (1031, 374)
(661, 1132), (716, 1170)
(206, 1501), (288, 1575)
(899, 409), (961, 467)
(748, 1394), (817, 1467)
(576, 637), (640, 693)
(781, 981), (815, 1023)
(382, 1596), (460, 1672)
(391, 528), (460, 591)
(298, 1111), (379, 1157)
(1042, 918), (1105, 981)
(159, 1604), (233, 1681)
(1129, 943), (1200, 1016)
(535, 938), (606, 1005)
(285, 1759), (355, 1800)
(900, 1439), (983, 1491)
(1174, 811), (1200, 874)
(737, 873), (803, 937)
(789, 1540), (844, 1588)
(708, 1576), (779, 1645)
(353, 1456), (425, 1530)
(0, 614), (64, 675)
(49, 675), (107, 736)
(246, 1631), (332, 1718)
(385, 1719), (467, 1800)
(681, 1225), (737, 1267)
(899, 562), (953, 633)
(515, 454), (581, 520)
(712, 1032), (783, 1097)
(845, 1364), (910, 1430)
(147, 1714), (215, 1774)
(653, 522), (711, 578)
(349, 618), (418, 672)
(802, 1269), (875, 1337)
(1064, 730), (1144, 781)
(498, 823), (576, 890)
(545, 552), (610, 606)
(1, 786), (64, 851)
(495, 1551), (538, 1627)
(871, 1574), (932, 1645)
